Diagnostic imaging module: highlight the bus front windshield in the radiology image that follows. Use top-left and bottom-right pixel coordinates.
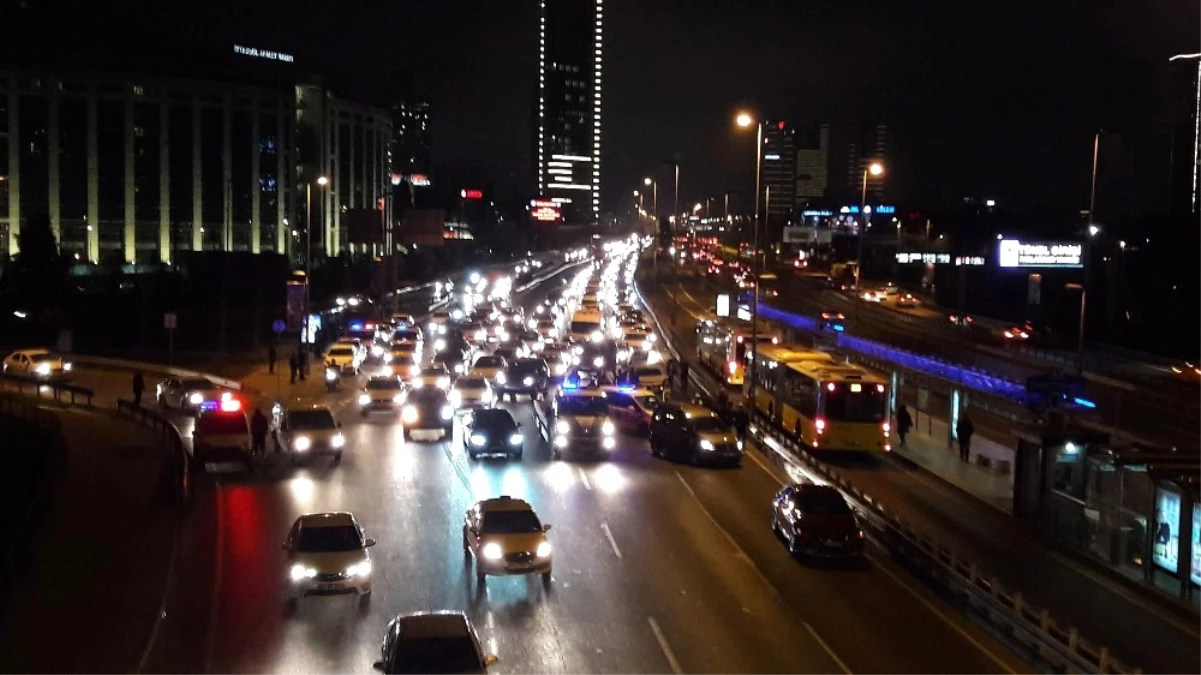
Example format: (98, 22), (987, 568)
(822, 385), (887, 423)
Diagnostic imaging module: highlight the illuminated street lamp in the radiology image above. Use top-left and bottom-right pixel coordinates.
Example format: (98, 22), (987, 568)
(736, 110), (765, 416)
(854, 162), (885, 292)
(303, 175), (329, 351)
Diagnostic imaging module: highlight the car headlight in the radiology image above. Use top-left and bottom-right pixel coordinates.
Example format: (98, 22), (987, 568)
(554, 435), (569, 448)
(358, 394), (371, 406)
(63, 362), (72, 372)
(509, 433), (523, 445)
(435, 339), (446, 351)
(428, 322), (437, 332)
(474, 330), (486, 341)
(642, 342), (653, 352)
(449, 390), (462, 405)
(470, 433), (487, 446)
(593, 357), (604, 368)
(325, 368), (338, 381)
(482, 543), (503, 560)
(454, 363), (465, 374)
(536, 541), (552, 558)
(438, 377), (450, 389)
(602, 420), (615, 436)
(372, 345), (384, 357)
(736, 440), (744, 450)
(647, 334), (657, 342)
(523, 376), (534, 386)
(294, 436), (311, 451)
(290, 564), (317, 581)
(554, 362), (567, 375)
(556, 420), (571, 434)
(481, 390), (492, 402)
(412, 379), (425, 388)
(332, 434), (346, 448)
(402, 406), (418, 423)
(603, 436), (616, 450)
(441, 406), (453, 420)
(35, 363), (51, 375)
(346, 560), (372, 577)
(188, 392), (203, 405)
(591, 331), (603, 343)
(495, 372), (506, 384)
(393, 393), (404, 404)
(381, 366), (393, 376)
(699, 439), (715, 451)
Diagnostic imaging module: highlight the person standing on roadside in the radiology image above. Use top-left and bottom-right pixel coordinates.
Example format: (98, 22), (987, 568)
(250, 408), (269, 458)
(956, 413), (975, 462)
(297, 349), (308, 381)
(896, 404), (913, 449)
(132, 371), (145, 407)
(267, 343), (277, 374)
(289, 352), (299, 384)
(732, 405), (749, 442)
(678, 361), (690, 393)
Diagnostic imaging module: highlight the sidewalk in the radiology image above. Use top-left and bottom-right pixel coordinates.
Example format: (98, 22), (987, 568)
(0, 407), (178, 673)
(893, 411), (1015, 513)
(238, 360), (334, 410)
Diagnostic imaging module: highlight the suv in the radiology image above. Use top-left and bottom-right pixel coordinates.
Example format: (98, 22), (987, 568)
(496, 358), (548, 402)
(649, 402), (743, 467)
(272, 405), (346, 463)
(283, 512), (375, 603)
(462, 496), (552, 585)
(547, 387), (614, 459)
(192, 394), (252, 470)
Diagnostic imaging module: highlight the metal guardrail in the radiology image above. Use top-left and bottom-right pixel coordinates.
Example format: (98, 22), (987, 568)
(114, 399), (191, 510)
(634, 268), (1138, 675)
(0, 372), (96, 406)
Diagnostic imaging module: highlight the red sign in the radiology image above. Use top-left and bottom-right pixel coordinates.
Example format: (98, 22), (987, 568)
(462, 189), (483, 200)
(532, 205), (561, 222)
(409, 174), (430, 186)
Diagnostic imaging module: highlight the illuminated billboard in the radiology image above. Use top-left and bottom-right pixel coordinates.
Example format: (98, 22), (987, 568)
(461, 189), (484, 200)
(998, 239), (1083, 268)
(530, 199), (561, 223)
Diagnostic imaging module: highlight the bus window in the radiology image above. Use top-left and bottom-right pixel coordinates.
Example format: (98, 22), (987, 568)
(822, 385), (887, 422)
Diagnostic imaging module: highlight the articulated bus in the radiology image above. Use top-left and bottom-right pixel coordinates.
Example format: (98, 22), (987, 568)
(750, 344), (891, 452)
(696, 317), (782, 386)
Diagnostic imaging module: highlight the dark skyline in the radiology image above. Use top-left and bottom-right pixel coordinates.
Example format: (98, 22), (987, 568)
(2, 0), (1197, 219)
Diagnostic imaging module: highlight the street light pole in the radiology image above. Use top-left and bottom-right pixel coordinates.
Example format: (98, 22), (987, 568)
(673, 163), (680, 228)
(737, 113), (764, 416)
(303, 176), (328, 351)
(1078, 132), (1101, 374)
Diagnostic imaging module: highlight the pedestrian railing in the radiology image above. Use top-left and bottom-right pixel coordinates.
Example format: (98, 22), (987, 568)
(634, 270), (1139, 674)
(0, 371), (95, 407)
(114, 398), (191, 510)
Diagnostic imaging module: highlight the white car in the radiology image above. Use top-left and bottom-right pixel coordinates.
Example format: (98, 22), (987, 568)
(283, 512), (375, 603)
(334, 337), (368, 362)
(324, 345), (362, 374)
(359, 376), (406, 417)
(626, 363), (668, 391)
(450, 376), (494, 411)
(470, 355), (507, 385)
(3, 348), (72, 380)
(413, 364), (451, 390)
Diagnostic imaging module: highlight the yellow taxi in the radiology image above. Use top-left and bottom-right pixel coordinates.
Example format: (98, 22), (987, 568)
(462, 496), (552, 586)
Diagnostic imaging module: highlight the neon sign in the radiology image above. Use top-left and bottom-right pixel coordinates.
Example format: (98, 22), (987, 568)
(233, 44), (294, 63)
(461, 189), (484, 200)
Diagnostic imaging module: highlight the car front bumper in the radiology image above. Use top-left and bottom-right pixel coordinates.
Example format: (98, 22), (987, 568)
(291, 574), (372, 598)
(477, 555), (552, 576)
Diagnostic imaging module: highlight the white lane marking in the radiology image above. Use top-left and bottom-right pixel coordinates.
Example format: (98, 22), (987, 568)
(803, 622), (853, 674)
(674, 472), (767, 578)
(647, 616), (683, 675)
(577, 467), (592, 491)
(203, 483), (225, 674)
(600, 522), (622, 559)
(871, 556), (1016, 673)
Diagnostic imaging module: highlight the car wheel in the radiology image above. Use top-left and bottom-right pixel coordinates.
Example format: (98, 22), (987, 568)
(690, 449), (702, 466)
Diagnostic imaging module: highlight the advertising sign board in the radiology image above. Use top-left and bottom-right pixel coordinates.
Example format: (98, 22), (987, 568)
(998, 239), (1083, 268)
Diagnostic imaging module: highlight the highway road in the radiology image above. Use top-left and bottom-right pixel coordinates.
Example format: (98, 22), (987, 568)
(648, 268), (1200, 675)
(56, 262), (1028, 674)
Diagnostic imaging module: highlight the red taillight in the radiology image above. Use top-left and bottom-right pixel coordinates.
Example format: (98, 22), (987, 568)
(220, 398), (242, 413)
(727, 361), (738, 374)
(815, 418), (826, 434)
(876, 384), (885, 392)
(736, 336), (744, 343)
(882, 422), (891, 432)
(771, 337), (779, 344)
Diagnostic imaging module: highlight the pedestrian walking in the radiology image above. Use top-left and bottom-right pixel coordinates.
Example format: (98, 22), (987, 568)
(267, 343), (277, 375)
(250, 408), (269, 458)
(297, 349), (308, 381)
(678, 361), (690, 393)
(132, 371), (145, 407)
(732, 406), (749, 442)
(666, 358), (679, 382)
(896, 404), (913, 449)
(956, 413), (975, 462)
(289, 353), (299, 384)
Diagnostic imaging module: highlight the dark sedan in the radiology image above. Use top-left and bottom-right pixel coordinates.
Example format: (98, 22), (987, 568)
(401, 388), (454, 442)
(771, 484), (865, 560)
(463, 408), (524, 460)
(496, 358), (548, 401)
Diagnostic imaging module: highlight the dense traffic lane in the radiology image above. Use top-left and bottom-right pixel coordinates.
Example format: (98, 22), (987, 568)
(652, 271), (1200, 674)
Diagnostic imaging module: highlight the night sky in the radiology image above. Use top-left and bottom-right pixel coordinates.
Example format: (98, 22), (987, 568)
(4, 0), (1198, 217)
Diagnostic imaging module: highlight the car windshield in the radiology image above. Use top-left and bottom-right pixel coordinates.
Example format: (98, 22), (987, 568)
(328, 347), (353, 356)
(295, 525), (362, 553)
(474, 356), (504, 368)
(633, 394), (660, 408)
(457, 377), (486, 389)
(482, 510), (542, 534)
(558, 395), (608, 415)
(510, 360), (544, 374)
(287, 410), (337, 430)
(795, 490), (853, 515)
(30, 353), (57, 362)
(368, 379), (402, 390)
(409, 389), (447, 404)
(634, 367), (664, 378)
(182, 378), (215, 390)
(390, 636), (480, 674)
(472, 409), (515, 429)
(690, 415), (729, 432)
(395, 330), (420, 341)
(197, 413), (247, 435)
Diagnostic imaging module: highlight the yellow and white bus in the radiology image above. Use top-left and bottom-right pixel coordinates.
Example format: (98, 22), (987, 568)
(696, 317), (782, 386)
(751, 345), (891, 452)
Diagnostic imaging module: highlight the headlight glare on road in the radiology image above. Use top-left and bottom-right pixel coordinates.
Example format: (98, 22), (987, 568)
(290, 564), (317, 581)
(509, 433), (523, 446)
(699, 439), (715, 451)
(536, 541), (552, 558)
(482, 543), (503, 560)
(189, 392), (203, 405)
(470, 433), (487, 446)
(331, 434), (345, 448)
(294, 436), (311, 451)
(441, 405), (453, 420)
(358, 394), (371, 406)
(602, 420), (615, 436)
(346, 561), (372, 577)
(402, 406), (418, 423)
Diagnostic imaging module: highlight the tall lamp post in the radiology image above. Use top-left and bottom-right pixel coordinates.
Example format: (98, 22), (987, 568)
(854, 161), (884, 292)
(736, 111), (764, 415)
(1078, 131), (1102, 375)
(303, 175), (329, 350)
